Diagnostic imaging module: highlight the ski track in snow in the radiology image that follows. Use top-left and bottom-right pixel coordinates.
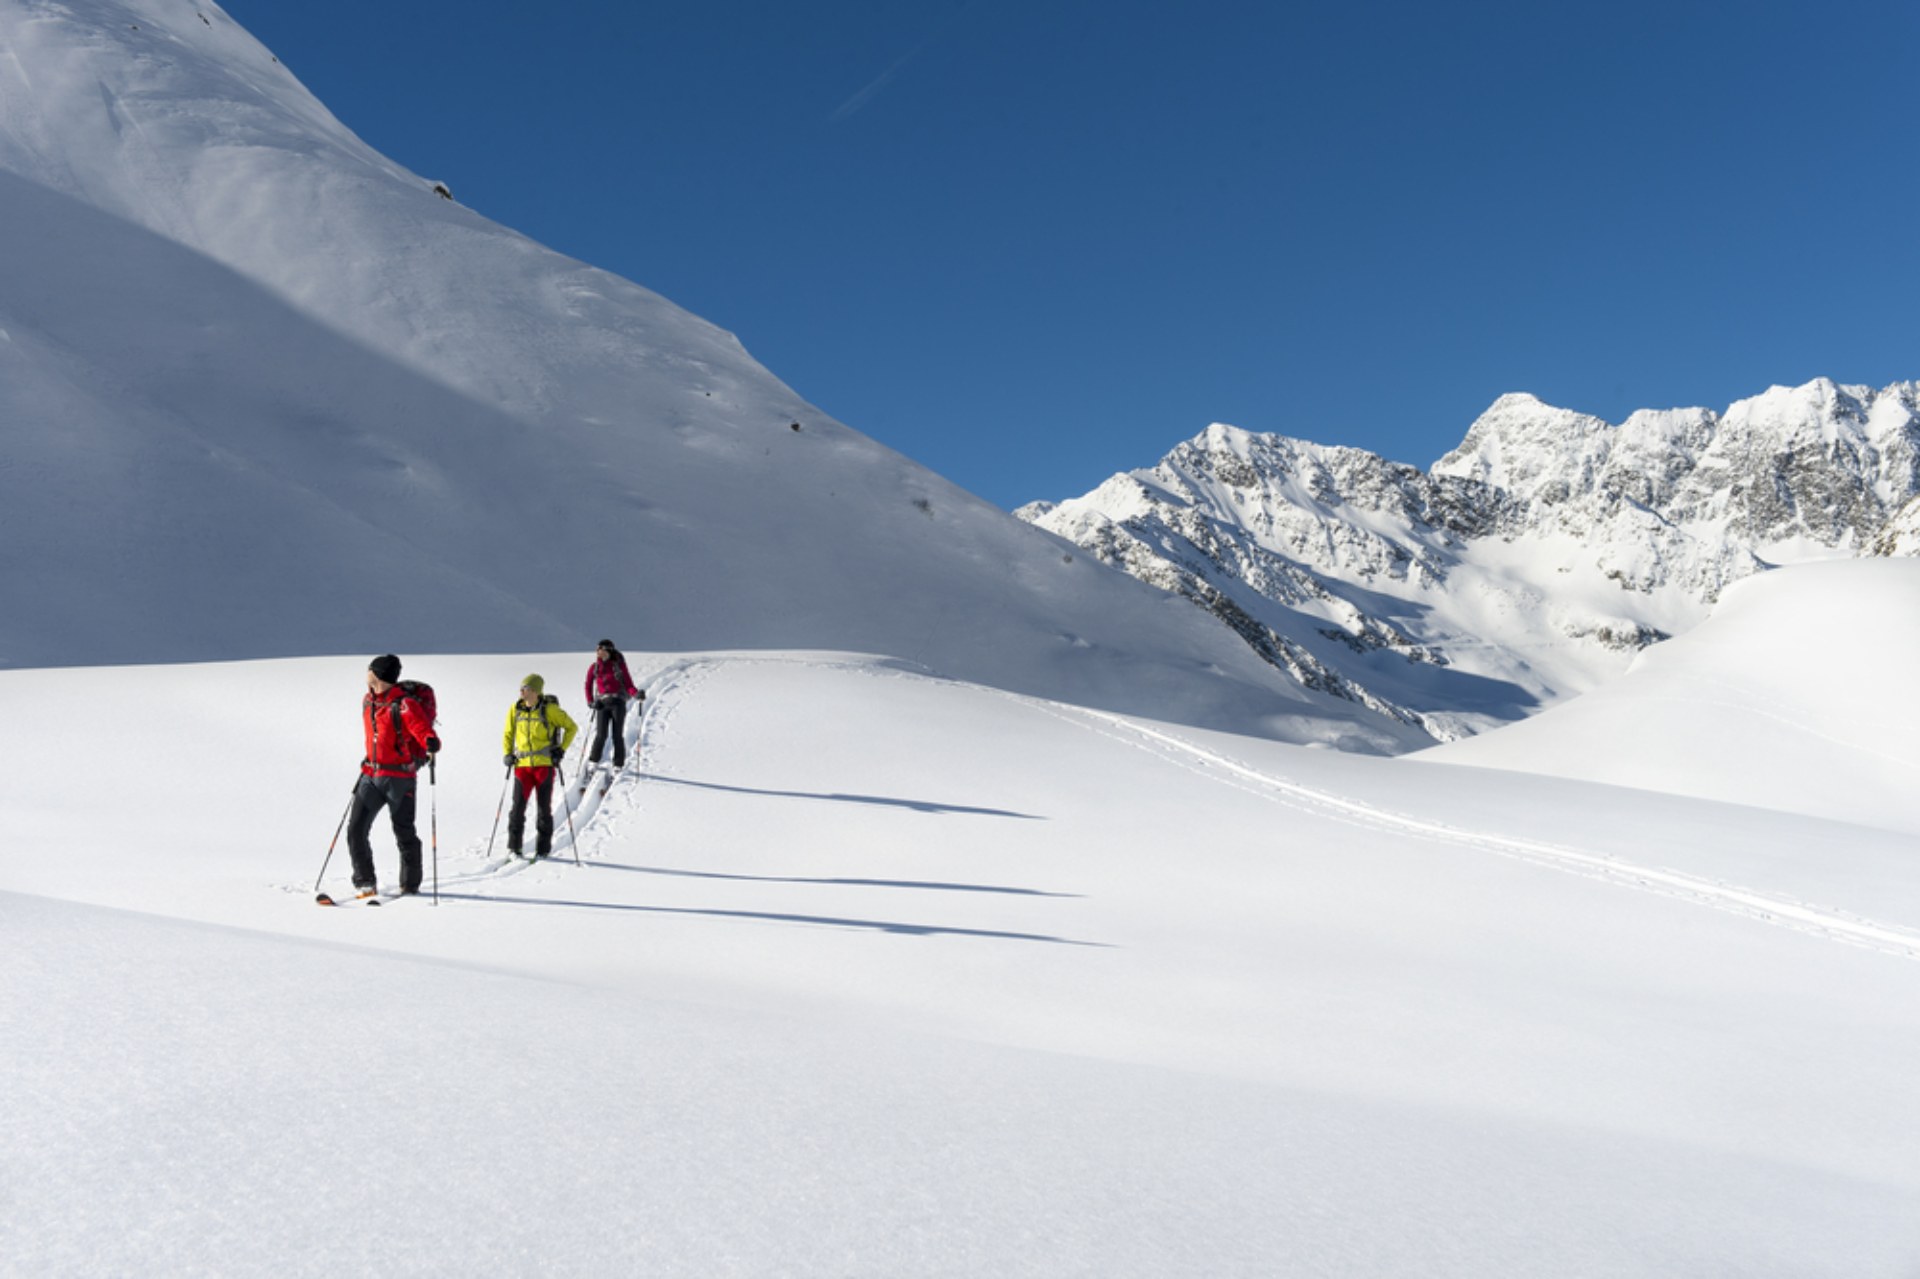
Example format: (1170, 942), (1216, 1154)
(424, 658), (709, 897)
(312, 651), (1920, 962)
(661, 657), (1920, 961)
(1050, 702), (1920, 962)
(659, 652), (1920, 963)
(434, 654), (931, 899)
(292, 661), (702, 901)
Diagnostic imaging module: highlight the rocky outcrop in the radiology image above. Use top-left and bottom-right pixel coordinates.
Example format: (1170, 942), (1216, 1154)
(1871, 495), (1920, 557)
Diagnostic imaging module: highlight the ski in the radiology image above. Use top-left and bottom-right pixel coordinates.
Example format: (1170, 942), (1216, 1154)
(316, 890), (421, 906)
(586, 756), (630, 798)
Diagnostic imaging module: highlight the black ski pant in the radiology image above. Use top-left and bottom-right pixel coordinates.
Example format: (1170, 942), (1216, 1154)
(508, 767), (556, 856)
(347, 772), (423, 892)
(589, 696), (629, 769)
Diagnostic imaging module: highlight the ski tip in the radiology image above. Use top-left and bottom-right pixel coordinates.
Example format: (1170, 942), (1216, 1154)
(315, 893), (337, 906)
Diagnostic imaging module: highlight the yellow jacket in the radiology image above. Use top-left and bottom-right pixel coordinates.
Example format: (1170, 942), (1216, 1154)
(502, 696), (579, 767)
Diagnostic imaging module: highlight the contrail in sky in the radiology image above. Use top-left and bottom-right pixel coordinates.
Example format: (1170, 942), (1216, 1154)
(831, 3), (974, 122)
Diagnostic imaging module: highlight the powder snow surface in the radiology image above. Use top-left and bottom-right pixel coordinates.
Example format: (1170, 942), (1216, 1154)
(1421, 558), (1920, 833)
(5, 563), (1920, 1275)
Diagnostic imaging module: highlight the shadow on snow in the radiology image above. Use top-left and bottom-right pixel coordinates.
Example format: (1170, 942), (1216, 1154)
(595, 861), (1081, 898)
(643, 774), (1045, 819)
(434, 891), (1108, 947)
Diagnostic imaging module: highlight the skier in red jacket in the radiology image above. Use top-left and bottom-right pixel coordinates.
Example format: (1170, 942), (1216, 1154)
(582, 639), (644, 772)
(347, 654), (439, 898)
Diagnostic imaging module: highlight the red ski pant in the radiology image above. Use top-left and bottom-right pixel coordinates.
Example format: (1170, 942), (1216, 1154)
(508, 766), (555, 856)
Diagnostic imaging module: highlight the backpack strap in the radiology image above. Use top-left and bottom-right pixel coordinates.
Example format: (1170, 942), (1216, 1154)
(509, 697), (563, 761)
(368, 688), (422, 771)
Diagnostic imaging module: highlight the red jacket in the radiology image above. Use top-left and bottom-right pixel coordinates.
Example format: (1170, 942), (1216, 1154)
(584, 654), (640, 703)
(362, 686), (435, 778)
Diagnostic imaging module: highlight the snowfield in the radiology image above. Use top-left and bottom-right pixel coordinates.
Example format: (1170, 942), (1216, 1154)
(3, 1), (1919, 1273)
(1422, 558), (1920, 833)
(6, 562), (1920, 1275)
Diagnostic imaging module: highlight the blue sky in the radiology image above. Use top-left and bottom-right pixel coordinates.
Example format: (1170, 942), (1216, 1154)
(225, 0), (1918, 509)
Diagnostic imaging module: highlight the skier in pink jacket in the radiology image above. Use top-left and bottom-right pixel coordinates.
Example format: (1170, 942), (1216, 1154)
(582, 639), (644, 772)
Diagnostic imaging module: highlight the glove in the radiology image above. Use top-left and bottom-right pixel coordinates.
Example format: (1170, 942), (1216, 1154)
(504, 753), (515, 769)
(425, 735), (441, 755)
(635, 689), (646, 703)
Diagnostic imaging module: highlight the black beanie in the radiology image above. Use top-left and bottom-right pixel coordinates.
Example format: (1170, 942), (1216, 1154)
(369, 654), (402, 683)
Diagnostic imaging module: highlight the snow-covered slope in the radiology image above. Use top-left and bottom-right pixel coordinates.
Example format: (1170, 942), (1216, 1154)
(1417, 558), (1920, 832)
(8, 6), (1918, 1271)
(0, 0), (1419, 747)
(5, 566), (1920, 1272)
(1024, 380), (1920, 743)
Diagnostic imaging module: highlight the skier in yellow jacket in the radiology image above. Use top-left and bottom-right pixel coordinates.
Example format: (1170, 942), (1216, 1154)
(501, 674), (579, 859)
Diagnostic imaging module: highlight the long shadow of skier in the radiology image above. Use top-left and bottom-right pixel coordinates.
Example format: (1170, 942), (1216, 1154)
(593, 862), (1082, 898)
(433, 892), (1110, 947)
(641, 774), (1044, 819)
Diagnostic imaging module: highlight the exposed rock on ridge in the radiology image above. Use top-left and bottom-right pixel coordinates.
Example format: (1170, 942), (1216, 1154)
(1022, 379), (1920, 743)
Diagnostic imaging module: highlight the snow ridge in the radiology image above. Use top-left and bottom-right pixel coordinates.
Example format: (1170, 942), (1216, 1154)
(1022, 379), (1920, 743)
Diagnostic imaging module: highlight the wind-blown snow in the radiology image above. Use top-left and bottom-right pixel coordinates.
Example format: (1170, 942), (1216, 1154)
(5, 561), (1920, 1274)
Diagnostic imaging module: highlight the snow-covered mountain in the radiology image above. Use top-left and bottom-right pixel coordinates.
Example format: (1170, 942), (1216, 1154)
(1022, 379), (1920, 742)
(0, 0), (1423, 749)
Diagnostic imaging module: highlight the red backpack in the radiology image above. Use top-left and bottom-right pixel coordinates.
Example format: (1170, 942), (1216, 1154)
(383, 680), (438, 764)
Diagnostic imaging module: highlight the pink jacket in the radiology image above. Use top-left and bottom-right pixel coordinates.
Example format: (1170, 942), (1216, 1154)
(584, 654), (640, 703)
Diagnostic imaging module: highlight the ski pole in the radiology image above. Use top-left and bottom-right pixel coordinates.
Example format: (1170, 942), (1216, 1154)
(312, 777), (360, 895)
(632, 693), (646, 776)
(554, 756), (582, 866)
(484, 763), (512, 860)
(582, 701), (606, 792)
(429, 756), (439, 907)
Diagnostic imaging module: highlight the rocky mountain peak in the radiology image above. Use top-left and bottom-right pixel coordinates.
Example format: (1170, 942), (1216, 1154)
(1024, 379), (1920, 745)
(1432, 396), (1615, 507)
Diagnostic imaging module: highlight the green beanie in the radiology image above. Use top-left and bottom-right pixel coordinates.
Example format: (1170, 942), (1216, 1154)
(520, 674), (545, 694)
